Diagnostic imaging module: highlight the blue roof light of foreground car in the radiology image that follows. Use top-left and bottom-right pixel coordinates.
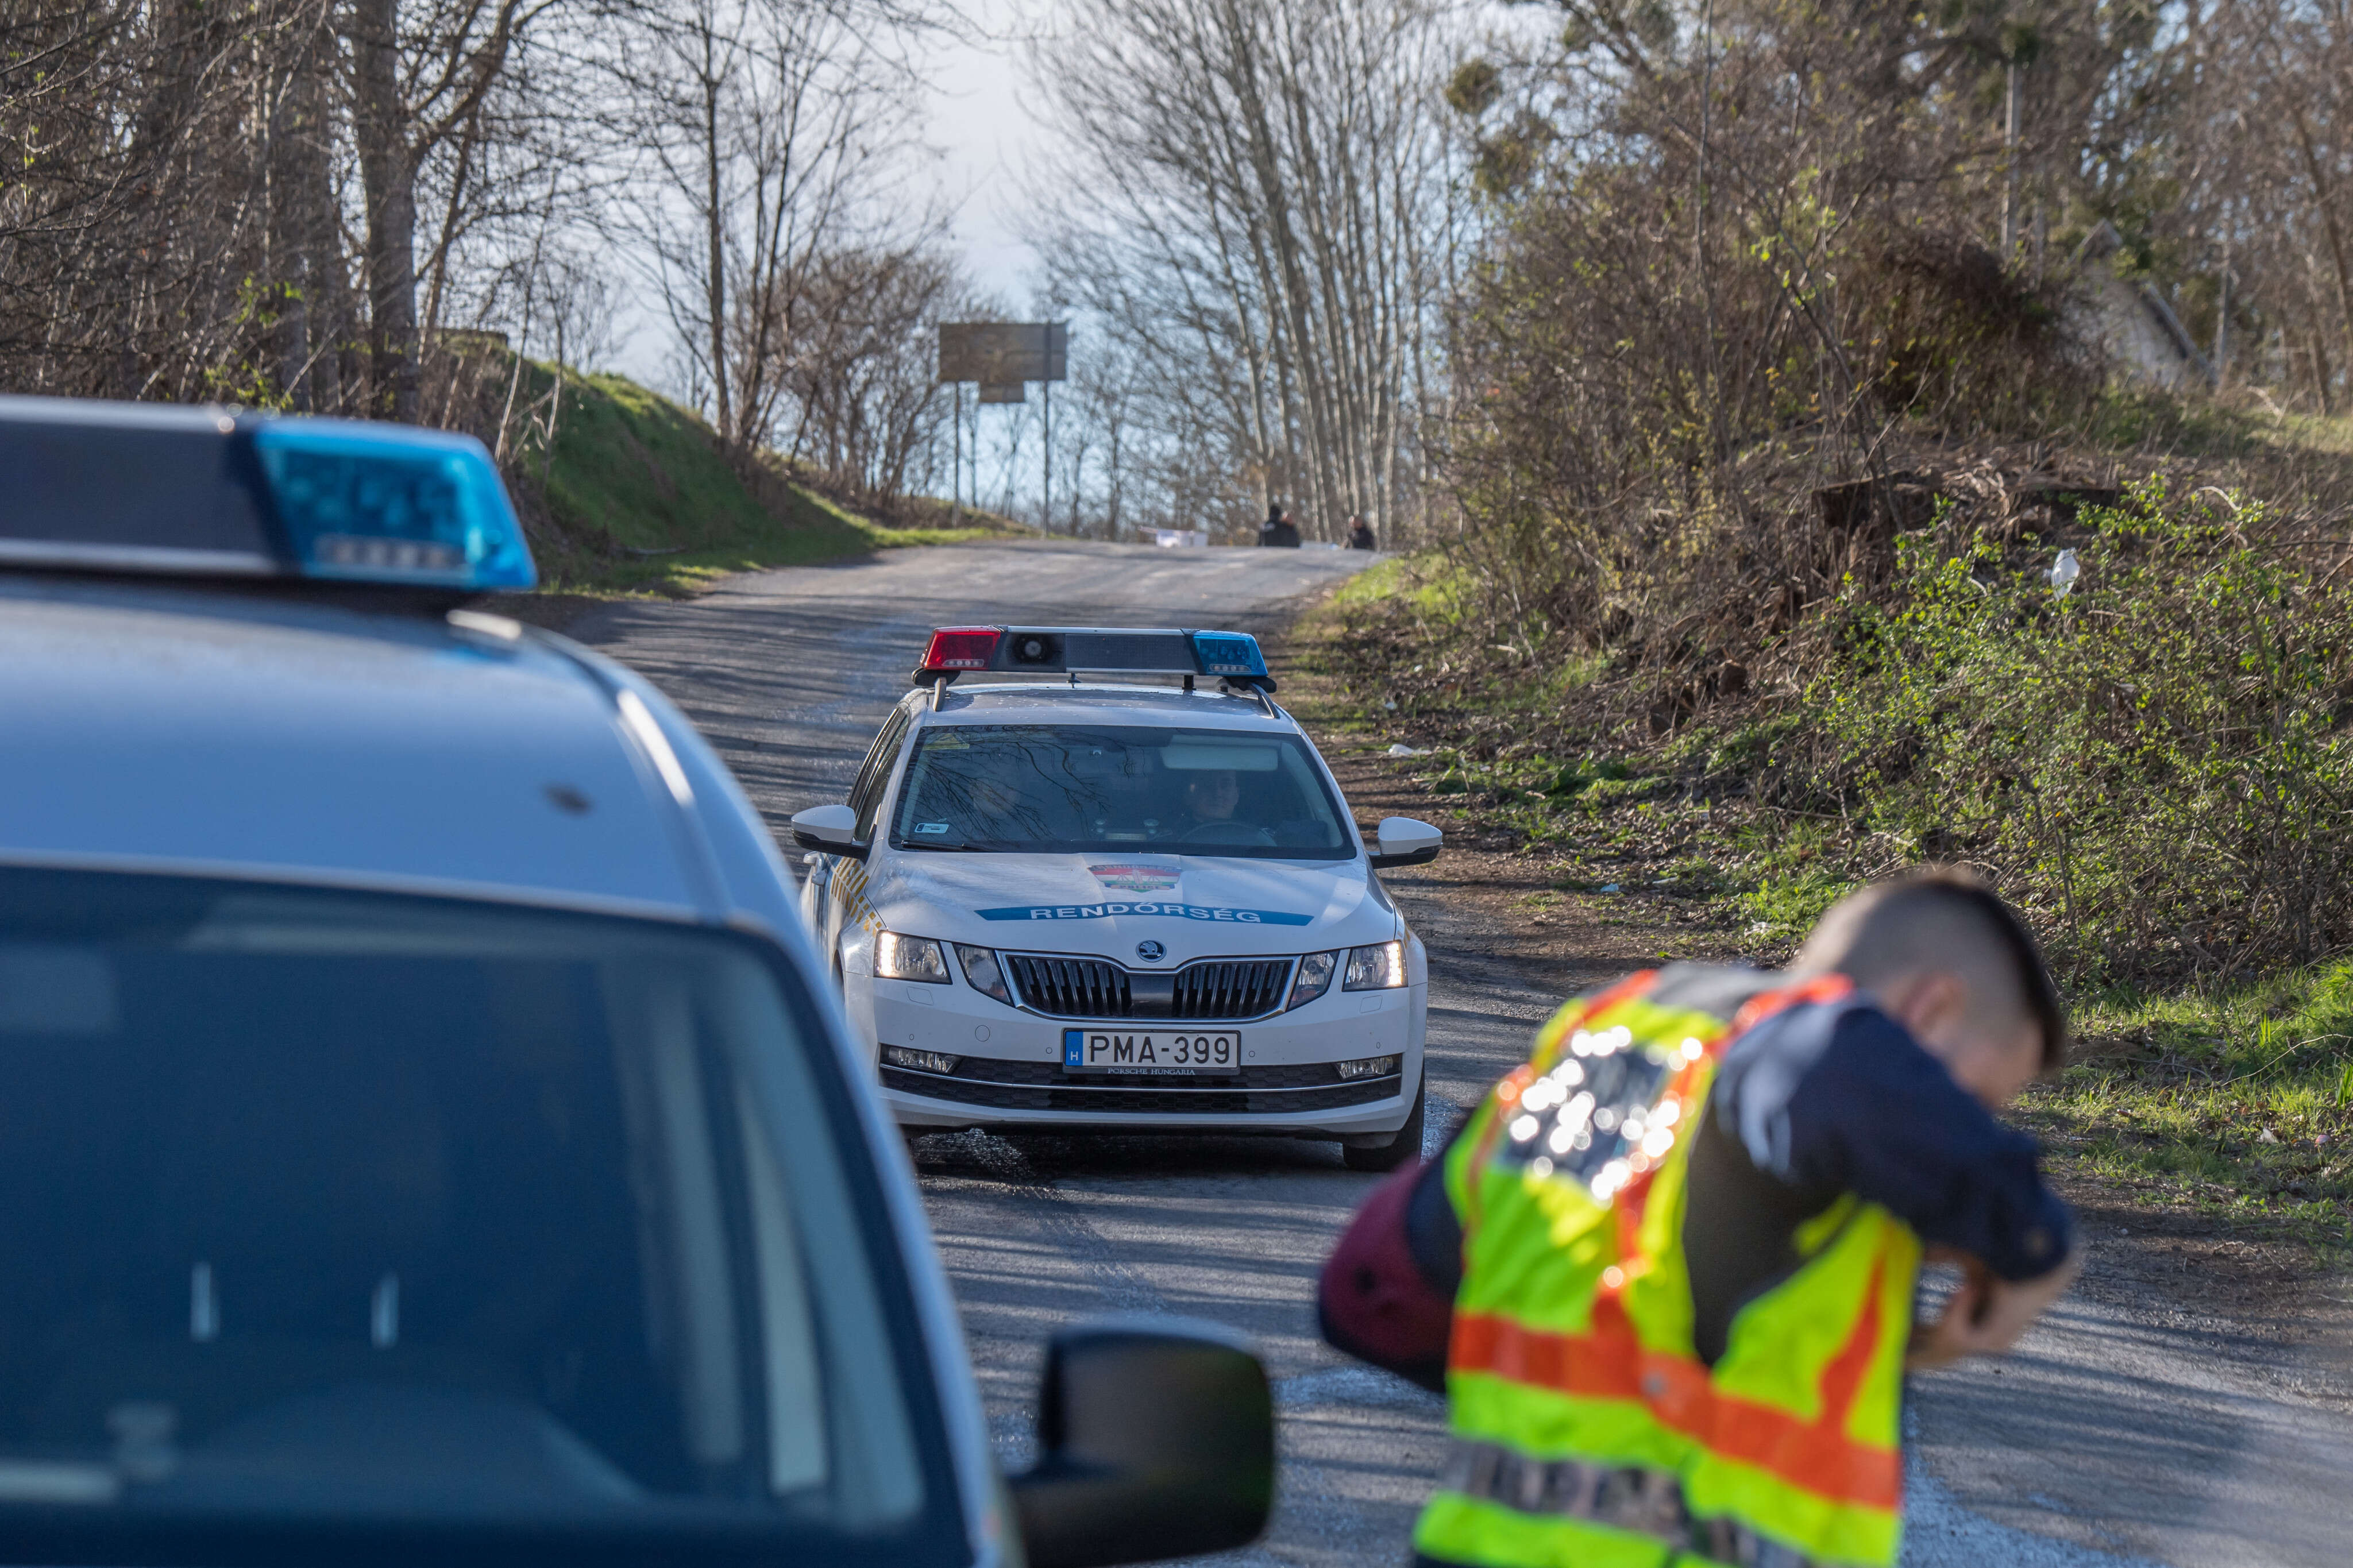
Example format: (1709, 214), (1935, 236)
(1190, 631), (1268, 679)
(0, 396), (538, 593)
(252, 420), (538, 591)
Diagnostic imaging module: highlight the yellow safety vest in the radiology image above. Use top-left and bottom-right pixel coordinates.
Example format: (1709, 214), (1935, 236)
(1413, 969), (1923, 1568)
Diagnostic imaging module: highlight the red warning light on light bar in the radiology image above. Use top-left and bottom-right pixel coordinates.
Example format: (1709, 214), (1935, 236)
(920, 626), (1003, 671)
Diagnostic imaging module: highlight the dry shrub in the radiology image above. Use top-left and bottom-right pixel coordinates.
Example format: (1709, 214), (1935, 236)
(1858, 231), (2097, 435)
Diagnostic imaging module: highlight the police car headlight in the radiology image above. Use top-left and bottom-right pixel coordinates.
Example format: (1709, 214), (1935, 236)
(1344, 940), (1406, 990)
(955, 944), (1013, 1005)
(1335, 1054), (1401, 1081)
(876, 932), (950, 983)
(1287, 951), (1337, 1010)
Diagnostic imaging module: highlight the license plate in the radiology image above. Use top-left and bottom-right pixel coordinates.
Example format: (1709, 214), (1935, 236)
(1062, 1029), (1240, 1076)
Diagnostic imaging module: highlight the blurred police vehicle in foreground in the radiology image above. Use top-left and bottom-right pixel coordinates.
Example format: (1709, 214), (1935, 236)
(794, 625), (1442, 1172)
(0, 396), (1272, 1568)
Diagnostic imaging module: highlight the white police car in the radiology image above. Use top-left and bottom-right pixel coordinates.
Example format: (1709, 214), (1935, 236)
(0, 397), (1271, 1568)
(792, 625), (1442, 1171)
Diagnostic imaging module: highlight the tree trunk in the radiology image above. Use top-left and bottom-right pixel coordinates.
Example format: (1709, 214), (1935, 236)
(2290, 101), (2353, 388)
(271, 2), (342, 412)
(701, 25), (733, 448)
(267, 38), (311, 410)
(352, 0), (419, 422)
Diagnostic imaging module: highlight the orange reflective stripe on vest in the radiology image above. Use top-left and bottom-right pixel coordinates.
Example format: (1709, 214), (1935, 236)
(1448, 1257), (1900, 1511)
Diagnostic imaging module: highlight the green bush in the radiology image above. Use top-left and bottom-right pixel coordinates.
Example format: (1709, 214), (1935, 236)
(1810, 483), (2353, 979)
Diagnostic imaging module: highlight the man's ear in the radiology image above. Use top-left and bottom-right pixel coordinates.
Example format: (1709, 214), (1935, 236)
(1878, 970), (1968, 1046)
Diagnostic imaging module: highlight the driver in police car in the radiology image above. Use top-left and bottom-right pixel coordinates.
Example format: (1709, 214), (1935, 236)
(1181, 768), (1242, 829)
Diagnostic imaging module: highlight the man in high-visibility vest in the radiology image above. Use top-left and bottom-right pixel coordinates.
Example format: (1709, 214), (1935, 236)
(1320, 868), (2080, 1568)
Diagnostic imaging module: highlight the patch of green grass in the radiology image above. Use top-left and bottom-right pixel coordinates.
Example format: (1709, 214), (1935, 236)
(1325, 552), (1478, 620)
(2020, 963), (2353, 1250)
(494, 358), (1009, 597)
(1328, 555), (1411, 607)
(534, 370), (771, 555)
(2085, 386), (2277, 457)
(2088, 384), (2353, 468)
(1737, 853), (1853, 946)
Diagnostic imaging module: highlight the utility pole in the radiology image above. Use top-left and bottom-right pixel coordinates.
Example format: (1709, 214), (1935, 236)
(2001, 58), (2020, 256)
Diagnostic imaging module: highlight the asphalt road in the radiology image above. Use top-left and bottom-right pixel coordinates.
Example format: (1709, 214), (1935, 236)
(570, 539), (2352, 1568)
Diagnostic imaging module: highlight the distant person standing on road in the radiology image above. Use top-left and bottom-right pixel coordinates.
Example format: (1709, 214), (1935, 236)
(1319, 868), (2080, 1568)
(1259, 504), (1301, 548)
(1347, 515), (1376, 550)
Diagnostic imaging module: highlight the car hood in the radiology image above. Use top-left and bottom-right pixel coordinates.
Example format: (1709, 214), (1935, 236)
(865, 852), (1398, 960)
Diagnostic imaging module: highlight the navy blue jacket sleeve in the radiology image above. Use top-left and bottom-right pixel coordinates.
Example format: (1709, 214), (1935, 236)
(1714, 1004), (2073, 1280)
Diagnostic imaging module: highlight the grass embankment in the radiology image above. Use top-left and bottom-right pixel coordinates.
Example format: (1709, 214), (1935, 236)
(1305, 412), (2353, 1257)
(491, 360), (1014, 597)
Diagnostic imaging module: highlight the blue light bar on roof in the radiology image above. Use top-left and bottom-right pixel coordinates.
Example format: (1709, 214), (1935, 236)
(1191, 631), (1268, 679)
(0, 395), (537, 592)
(252, 421), (535, 590)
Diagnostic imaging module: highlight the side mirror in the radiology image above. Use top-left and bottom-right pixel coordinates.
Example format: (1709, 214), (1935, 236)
(789, 803), (868, 861)
(1367, 816), (1442, 870)
(1009, 1318), (1275, 1568)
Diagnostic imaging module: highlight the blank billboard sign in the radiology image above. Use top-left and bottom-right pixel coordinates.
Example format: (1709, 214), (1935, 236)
(939, 323), (1068, 384)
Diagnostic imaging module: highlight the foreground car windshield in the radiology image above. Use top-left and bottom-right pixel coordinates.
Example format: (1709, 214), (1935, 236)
(0, 870), (956, 1566)
(889, 724), (1351, 859)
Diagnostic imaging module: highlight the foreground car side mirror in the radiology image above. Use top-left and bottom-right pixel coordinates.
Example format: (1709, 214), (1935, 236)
(1368, 816), (1442, 870)
(789, 802), (868, 860)
(1010, 1318), (1275, 1568)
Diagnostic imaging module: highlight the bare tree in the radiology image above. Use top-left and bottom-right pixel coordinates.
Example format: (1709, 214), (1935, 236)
(1028, 0), (1466, 543)
(612, 0), (944, 454)
(777, 242), (962, 500)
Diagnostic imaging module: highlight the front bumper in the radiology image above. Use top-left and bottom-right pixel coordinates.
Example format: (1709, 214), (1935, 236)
(862, 973), (1425, 1136)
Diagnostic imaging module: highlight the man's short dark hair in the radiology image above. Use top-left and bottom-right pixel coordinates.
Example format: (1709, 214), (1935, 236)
(1801, 867), (2067, 1069)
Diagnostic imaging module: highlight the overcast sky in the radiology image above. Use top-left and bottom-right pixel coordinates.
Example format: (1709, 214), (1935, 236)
(927, 0), (1050, 306)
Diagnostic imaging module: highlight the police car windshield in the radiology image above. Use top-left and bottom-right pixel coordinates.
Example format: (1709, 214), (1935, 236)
(0, 869), (958, 1566)
(890, 724), (1352, 859)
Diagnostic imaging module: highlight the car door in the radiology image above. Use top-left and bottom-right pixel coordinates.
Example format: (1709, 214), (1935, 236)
(819, 701), (916, 978)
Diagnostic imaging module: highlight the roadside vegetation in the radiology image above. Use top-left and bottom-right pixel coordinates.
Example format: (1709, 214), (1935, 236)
(1306, 475), (2353, 1250)
(1305, 6), (2353, 1254)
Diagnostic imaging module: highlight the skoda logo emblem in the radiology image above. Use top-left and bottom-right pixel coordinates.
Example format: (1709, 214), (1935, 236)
(1135, 940), (1166, 964)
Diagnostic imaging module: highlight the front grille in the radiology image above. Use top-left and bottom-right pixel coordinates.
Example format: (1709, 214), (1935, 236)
(947, 1059), (1349, 1089)
(882, 1063), (1401, 1114)
(1171, 959), (1291, 1019)
(1005, 955), (1133, 1017)
(1004, 952), (1297, 1021)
